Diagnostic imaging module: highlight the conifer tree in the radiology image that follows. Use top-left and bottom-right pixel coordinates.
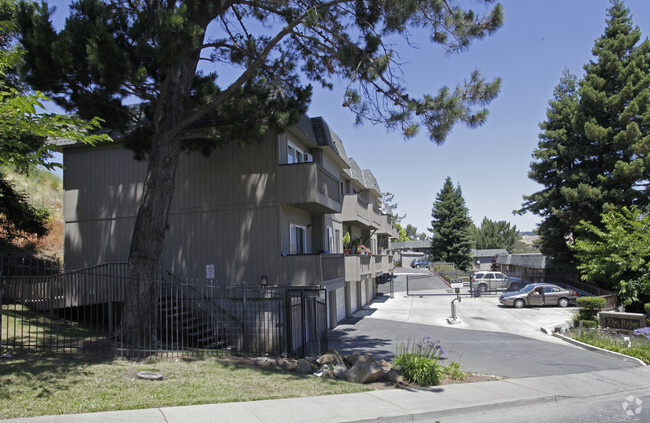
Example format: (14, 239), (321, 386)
(519, 0), (650, 270)
(16, 0), (504, 344)
(472, 217), (519, 251)
(429, 177), (473, 271)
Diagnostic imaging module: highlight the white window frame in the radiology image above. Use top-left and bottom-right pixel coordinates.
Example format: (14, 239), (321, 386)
(288, 141), (311, 164)
(290, 224), (307, 254)
(327, 227), (334, 254)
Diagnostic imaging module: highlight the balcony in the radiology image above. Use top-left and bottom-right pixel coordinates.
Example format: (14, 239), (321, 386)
(341, 194), (378, 229)
(278, 162), (342, 214)
(278, 253), (344, 286)
(377, 213), (398, 237)
(344, 254), (372, 282)
(373, 254), (390, 276)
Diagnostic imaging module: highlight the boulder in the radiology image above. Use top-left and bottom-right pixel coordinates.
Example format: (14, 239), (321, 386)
(383, 369), (403, 383)
(347, 351), (375, 366)
(296, 358), (314, 374)
(345, 361), (384, 384)
(333, 363), (348, 379)
(317, 349), (345, 366)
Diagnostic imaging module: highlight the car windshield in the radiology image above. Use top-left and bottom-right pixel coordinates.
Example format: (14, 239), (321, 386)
(519, 285), (536, 293)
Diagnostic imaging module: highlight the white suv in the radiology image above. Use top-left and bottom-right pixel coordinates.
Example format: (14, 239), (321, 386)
(471, 271), (522, 293)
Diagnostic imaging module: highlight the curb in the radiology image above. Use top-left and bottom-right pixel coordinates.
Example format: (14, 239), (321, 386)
(342, 394), (561, 423)
(552, 332), (646, 367)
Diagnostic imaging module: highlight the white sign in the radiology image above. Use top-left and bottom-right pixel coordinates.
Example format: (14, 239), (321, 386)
(206, 264), (215, 279)
(450, 282), (464, 289)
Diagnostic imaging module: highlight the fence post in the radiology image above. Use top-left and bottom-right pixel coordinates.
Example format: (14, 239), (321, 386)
(301, 289), (306, 357)
(242, 281), (248, 354)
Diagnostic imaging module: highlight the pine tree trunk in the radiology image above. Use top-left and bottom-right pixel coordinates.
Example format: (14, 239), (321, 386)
(118, 131), (182, 347)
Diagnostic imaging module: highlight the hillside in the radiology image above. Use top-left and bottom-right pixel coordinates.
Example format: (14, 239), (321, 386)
(1, 167), (64, 261)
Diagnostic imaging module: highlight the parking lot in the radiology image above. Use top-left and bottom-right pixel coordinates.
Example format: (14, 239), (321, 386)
(329, 268), (638, 378)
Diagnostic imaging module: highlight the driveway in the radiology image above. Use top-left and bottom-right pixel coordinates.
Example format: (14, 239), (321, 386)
(329, 269), (640, 378)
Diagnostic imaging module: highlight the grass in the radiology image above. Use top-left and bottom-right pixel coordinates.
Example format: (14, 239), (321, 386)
(0, 353), (372, 419)
(0, 304), (371, 419)
(571, 329), (650, 364)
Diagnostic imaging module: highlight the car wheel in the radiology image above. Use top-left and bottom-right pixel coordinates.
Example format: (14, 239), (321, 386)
(415, 264), (420, 268)
(514, 299), (525, 309)
(558, 298), (569, 308)
(478, 283), (488, 293)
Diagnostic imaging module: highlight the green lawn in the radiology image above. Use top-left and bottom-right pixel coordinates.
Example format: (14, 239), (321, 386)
(0, 353), (371, 419)
(571, 329), (650, 364)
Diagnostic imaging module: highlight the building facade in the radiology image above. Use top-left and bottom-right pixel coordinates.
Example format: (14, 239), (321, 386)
(60, 115), (397, 329)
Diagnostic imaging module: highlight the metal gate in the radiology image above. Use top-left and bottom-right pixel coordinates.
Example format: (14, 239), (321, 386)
(286, 288), (328, 358)
(406, 273), (469, 296)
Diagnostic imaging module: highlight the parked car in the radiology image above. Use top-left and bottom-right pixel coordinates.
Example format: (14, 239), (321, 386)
(410, 258), (430, 268)
(499, 283), (578, 308)
(471, 271), (523, 292)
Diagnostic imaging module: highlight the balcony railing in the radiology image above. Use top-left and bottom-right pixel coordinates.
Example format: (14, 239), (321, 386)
(278, 163), (342, 214)
(278, 253), (344, 286)
(342, 194), (377, 228)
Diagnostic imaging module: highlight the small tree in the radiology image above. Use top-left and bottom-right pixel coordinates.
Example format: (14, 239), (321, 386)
(571, 206), (650, 309)
(429, 177), (473, 271)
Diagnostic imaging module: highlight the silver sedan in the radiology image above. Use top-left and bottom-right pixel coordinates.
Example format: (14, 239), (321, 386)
(499, 283), (578, 308)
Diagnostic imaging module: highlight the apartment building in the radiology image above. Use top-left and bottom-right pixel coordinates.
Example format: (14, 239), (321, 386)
(60, 114), (396, 328)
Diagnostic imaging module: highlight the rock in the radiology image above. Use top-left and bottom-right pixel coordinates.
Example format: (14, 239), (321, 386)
(383, 369), (403, 383)
(345, 361), (384, 384)
(378, 359), (391, 368)
(333, 363), (348, 379)
(347, 351), (375, 366)
(317, 349), (345, 366)
(319, 368), (334, 379)
(296, 358), (314, 374)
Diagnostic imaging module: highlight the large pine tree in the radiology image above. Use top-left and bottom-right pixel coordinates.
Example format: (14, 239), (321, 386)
(429, 177), (473, 271)
(520, 0), (650, 270)
(16, 0), (504, 344)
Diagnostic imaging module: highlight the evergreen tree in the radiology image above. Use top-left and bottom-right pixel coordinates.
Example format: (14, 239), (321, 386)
(472, 217), (519, 251)
(519, 0), (650, 270)
(429, 177), (473, 271)
(0, 0), (107, 247)
(16, 0), (503, 344)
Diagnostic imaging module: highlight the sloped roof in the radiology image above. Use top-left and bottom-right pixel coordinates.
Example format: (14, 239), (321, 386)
(496, 253), (549, 269)
(472, 249), (508, 258)
(392, 240), (431, 250)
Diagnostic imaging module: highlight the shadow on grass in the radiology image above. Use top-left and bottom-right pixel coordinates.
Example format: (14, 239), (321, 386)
(0, 350), (115, 401)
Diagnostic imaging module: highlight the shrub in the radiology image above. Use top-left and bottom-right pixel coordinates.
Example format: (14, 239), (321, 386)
(576, 297), (607, 311)
(644, 303), (650, 316)
(395, 261), (402, 267)
(393, 337), (447, 386)
(443, 361), (467, 381)
(394, 354), (444, 386)
(574, 297), (606, 326)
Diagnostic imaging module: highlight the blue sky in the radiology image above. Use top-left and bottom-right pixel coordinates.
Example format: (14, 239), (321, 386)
(44, 1), (650, 233)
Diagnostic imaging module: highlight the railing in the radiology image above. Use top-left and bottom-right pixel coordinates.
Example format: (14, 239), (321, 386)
(372, 204), (381, 227)
(342, 194), (371, 226)
(1, 266), (329, 358)
(316, 165), (341, 204)
(278, 163), (341, 213)
(278, 254), (344, 286)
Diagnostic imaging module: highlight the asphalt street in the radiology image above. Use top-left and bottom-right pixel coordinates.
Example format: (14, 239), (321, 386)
(329, 268), (639, 378)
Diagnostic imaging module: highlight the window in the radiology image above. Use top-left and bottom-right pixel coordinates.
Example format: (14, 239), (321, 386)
(288, 141), (311, 164)
(327, 228), (334, 254)
(290, 224), (307, 254)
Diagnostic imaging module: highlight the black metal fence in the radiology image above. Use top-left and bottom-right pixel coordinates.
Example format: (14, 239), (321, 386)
(0, 254), (60, 277)
(0, 263), (328, 358)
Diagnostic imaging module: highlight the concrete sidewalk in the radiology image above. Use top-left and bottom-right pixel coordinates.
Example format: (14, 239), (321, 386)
(4, 366), (650, 422)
